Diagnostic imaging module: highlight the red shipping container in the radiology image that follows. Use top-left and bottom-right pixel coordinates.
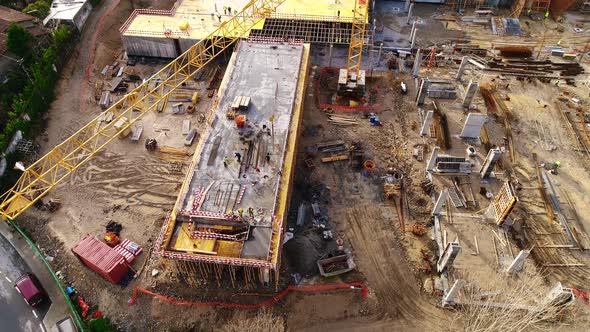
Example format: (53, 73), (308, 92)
(72, 235), (129, 284)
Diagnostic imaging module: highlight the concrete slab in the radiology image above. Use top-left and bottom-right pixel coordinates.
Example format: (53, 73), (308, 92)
(169, 41), (305, 260)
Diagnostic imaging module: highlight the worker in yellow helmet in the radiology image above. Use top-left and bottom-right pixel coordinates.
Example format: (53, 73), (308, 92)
(238, 207), (244, 220)
(544, 11), (549, 19)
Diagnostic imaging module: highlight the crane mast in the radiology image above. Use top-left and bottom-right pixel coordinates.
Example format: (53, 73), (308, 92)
(338, 0), (368, 97)
(0, 0), (286, 221)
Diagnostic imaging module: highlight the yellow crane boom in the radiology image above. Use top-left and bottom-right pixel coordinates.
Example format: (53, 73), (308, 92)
(0, 0), (285, 221)
(346, 0), (368, 77)
(338, 0), (368, 96)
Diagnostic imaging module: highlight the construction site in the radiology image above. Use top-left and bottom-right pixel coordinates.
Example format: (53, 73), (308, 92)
(1, 0), (590, 331)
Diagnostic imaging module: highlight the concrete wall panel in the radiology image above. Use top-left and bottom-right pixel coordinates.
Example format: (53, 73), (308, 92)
(122, 36), (177, 58)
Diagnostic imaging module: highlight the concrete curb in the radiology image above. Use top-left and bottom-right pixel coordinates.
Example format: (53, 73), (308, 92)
(0, 222), (70, 332)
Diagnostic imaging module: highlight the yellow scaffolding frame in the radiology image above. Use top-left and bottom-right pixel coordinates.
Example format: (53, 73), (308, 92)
(0, 0), (286, 221)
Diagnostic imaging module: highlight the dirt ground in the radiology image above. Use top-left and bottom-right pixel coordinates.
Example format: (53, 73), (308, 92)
(12, 1), (590, 331)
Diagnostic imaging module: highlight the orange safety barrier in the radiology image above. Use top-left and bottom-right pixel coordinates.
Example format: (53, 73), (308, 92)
(129, 282), (368, 308)
(572, 288), (590, 307)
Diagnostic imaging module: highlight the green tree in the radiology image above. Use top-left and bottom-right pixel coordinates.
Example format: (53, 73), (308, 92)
(52, 25), (71, 48)
(5, 23), (34, 59)
(23, 0), (50, 18)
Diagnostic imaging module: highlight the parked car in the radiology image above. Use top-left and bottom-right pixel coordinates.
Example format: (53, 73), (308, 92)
(14, 272), (47, 307)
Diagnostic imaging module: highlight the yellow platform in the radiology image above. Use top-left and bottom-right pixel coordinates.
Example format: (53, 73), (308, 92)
(122, 0), (360, 40)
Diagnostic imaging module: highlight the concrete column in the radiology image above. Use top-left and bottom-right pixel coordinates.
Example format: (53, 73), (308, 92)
(420, 110), (434, 137)
(426, 146), (440, 172)
(506, 249), (531, 274)
(432, 189), (448, 216)
(479, 147), (502, 179)
(462, 80), (479, 109)
(437, 242), (461, 273)
(409, 21), (416, 43)
(416, 78), (429, 105)
(410, 28), (417, 50)
(460, 113), (487, 138)
(368, 42), (374, 77)
(407, 3), (414, 24)
(456, 56), (469, 81)
(412, 49), (422, 77)
(442, 279), (464, 307)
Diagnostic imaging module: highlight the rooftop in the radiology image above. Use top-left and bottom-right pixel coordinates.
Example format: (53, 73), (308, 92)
(0, 5), (35, 24)
(121, 0), (359, 40)
(43, 0), (87, 23)
(158, 40), (309, 267)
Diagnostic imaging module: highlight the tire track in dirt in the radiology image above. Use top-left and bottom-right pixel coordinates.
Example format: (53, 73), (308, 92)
(345, 204), (444, 328)
(67, 153), (184, 208)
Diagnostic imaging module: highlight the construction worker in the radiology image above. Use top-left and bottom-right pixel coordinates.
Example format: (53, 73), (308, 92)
(544, 10), (549, 19)
(223, 156), (229, 167)
(265, 152), (270, 163)
(238, 207), (244, 219)
(228, 209), (234, 218)
(555, 79), (560, 87)
(217, 14), (222, 22)
(527, 8), (532, 17)
(248, 207), (254, 218)
(227, 6), (232, 14)
(235, 151), (242, 162)
(223, 6), (227, 14)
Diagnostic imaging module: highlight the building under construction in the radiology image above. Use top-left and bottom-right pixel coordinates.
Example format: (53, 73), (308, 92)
(153, 39), (310, 289)
(120, 0), (360, 57)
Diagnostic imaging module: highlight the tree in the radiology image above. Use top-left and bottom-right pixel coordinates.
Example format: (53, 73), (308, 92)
(23, 0), (50, 18)
(5, 23), (34, 59)
(52, 25), (71, 49)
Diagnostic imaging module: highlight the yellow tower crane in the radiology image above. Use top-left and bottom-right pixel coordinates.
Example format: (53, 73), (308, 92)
(338, 0), (368, 97)
(0, 0), (286, 221)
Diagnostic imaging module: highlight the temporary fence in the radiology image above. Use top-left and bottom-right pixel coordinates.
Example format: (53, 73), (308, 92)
(129, 282), (368, 308)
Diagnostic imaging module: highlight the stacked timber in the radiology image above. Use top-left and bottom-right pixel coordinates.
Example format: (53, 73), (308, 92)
(326, 114), (358, 126)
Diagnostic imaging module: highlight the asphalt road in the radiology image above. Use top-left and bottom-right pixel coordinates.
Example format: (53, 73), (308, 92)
(0, 232), (49, 332)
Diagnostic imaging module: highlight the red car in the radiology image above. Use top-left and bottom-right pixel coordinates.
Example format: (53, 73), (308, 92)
(14, 273), (47, 307)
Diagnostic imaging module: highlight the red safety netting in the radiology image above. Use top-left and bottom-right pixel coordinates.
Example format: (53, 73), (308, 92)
(129, 282), (368, 308)
(317, 67), (380, 112)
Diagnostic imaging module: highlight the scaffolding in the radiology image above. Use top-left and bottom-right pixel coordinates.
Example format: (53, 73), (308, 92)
(249, 19), (352, 44)
(445, 0), (485, 12)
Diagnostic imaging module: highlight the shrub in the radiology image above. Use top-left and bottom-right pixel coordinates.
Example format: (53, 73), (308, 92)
(23, 0), (50, 19)
(6, 23), (34, 59)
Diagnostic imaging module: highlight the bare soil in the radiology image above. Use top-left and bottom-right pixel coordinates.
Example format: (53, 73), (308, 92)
(14, 2), (590, 332)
